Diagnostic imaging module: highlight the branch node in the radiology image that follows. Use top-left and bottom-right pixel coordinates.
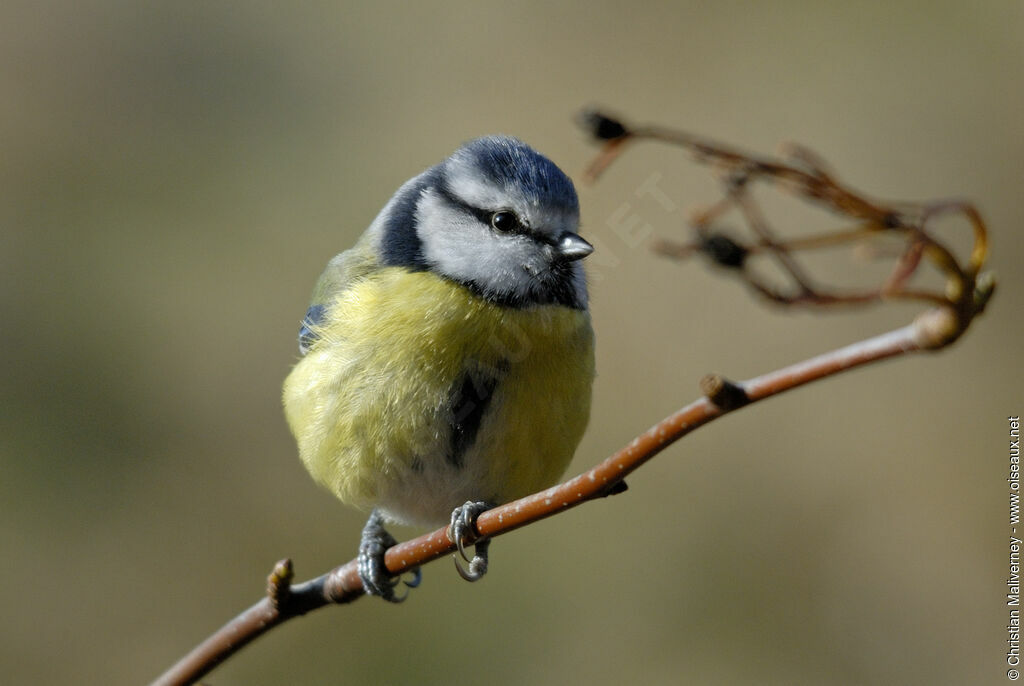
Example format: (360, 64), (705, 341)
(322, 563), (362, 604)
(700, 374), (750, 410)
(700, 233), (749, 268)
(974, 271), (997, 313)
(602, 480), (629, 497)
(911, 307), (962, 350)
(882, 212), (904, 229)
(267, 558), (294, 610)
(577, 108), (630, 140)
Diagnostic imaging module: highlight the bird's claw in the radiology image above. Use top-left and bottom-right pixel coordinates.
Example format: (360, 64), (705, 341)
(448, 501), (493, 582)
(358, 509), (421, 603)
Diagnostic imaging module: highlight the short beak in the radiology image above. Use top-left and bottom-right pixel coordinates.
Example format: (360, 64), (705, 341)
(555, 234), (594, 262)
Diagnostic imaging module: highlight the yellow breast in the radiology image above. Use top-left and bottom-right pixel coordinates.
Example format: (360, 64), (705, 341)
(282, 267), (594, 526)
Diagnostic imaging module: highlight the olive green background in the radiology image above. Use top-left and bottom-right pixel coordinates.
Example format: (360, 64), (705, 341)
(2, 2), (1021, 684)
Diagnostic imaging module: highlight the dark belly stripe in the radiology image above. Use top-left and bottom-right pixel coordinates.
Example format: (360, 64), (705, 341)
(447, 369), (500, 468)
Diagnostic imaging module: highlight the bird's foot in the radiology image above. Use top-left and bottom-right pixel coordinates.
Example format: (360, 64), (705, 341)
(358, 509), (421, 603)
(448, 501), (494, 582)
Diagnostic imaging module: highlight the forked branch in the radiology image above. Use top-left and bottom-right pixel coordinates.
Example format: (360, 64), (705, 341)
(151, 112), (993, 686)
(579, 110), (993, 343)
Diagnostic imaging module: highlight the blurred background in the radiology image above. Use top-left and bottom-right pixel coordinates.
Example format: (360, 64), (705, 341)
(2, 2), (1020, 684)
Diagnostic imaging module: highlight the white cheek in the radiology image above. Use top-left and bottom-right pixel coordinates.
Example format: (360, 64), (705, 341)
(417, 191), (529, 287)
(415, 189), (588, 307)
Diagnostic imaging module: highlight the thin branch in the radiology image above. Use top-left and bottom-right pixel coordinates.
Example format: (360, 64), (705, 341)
(577, 109), (995, 343)
(150, 308), (956, 686)
(151, 113), (994, 686)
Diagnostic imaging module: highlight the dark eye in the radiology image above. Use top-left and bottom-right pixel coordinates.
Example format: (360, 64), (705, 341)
(490, 211), (518, 232)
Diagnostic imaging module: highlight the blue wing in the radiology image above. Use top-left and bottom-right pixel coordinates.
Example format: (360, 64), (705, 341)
(294, 239), (381, 357)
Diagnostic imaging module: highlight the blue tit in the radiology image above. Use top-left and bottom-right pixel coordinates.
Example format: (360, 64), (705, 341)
(283, 136), (595, 601)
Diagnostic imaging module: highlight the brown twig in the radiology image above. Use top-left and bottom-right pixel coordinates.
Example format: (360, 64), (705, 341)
(149, 309), (961, 686)
(150, 113), (993, 686)
(578, 109), (995, 344)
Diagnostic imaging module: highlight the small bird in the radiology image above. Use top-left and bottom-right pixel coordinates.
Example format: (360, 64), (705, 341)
(283, 136), (595, 601)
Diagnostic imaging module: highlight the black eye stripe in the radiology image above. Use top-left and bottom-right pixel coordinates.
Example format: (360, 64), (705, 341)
(435, 183), (529, 236)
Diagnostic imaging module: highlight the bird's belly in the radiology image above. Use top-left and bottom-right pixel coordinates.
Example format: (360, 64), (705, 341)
(283, 269), (594, 527)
